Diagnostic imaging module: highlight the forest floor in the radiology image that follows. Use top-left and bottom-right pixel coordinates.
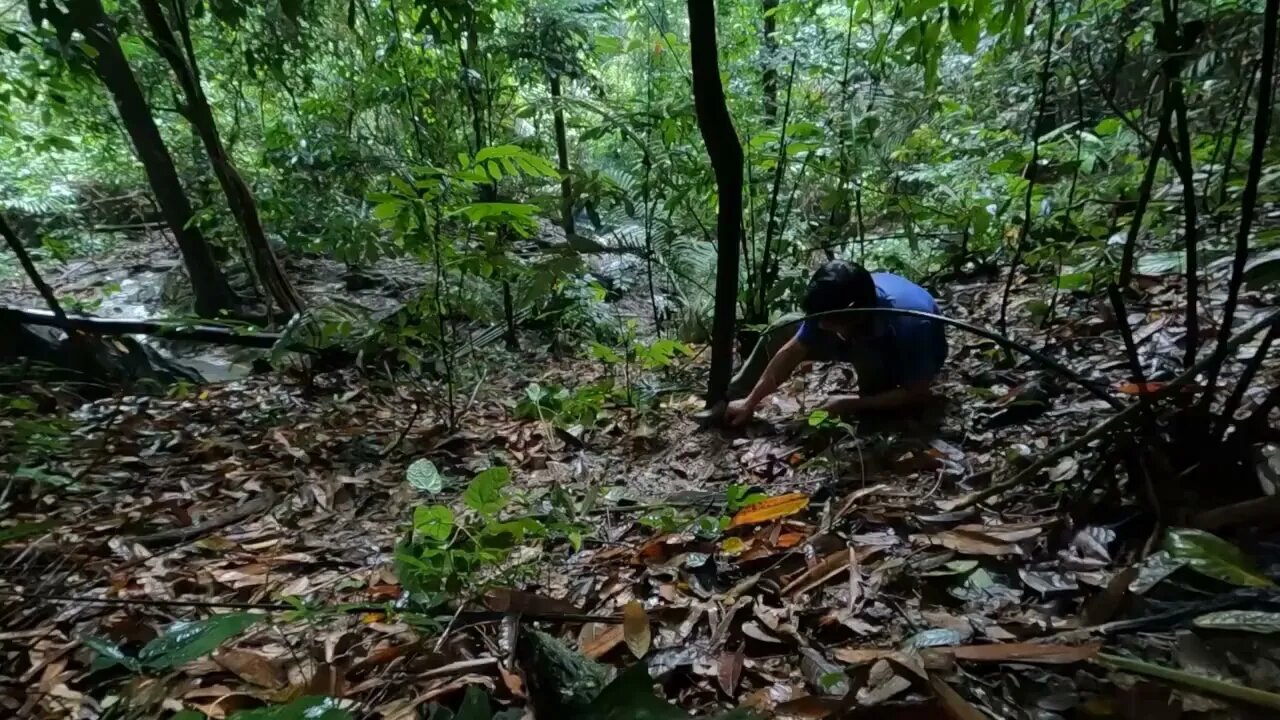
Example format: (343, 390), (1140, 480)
(3, 236), (1280, 719)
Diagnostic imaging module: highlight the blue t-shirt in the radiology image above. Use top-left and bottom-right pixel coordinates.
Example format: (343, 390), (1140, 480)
(796, 272), (946, 387)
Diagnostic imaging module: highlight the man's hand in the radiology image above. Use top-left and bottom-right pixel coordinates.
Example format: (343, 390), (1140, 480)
(725, 399), (757, 427)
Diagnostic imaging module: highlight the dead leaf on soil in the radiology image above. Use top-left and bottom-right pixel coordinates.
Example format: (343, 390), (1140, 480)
(578, 623), (625, 659)
(213, 648), (284, 689)
(928, 674), (989, 720)
(718, 644), (745, 695)
(729, 492), (810, 528)
(623, 600), (651, 658)
(910, 529), (1023, 556)
(950, 642), (1101, 664)
(483, 587), (582, 616)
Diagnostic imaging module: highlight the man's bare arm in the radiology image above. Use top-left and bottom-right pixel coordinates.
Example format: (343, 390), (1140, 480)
(742, 337), (808, 409)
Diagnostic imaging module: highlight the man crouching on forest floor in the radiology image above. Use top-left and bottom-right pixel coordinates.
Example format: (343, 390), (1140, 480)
(724, 260), (948, 427)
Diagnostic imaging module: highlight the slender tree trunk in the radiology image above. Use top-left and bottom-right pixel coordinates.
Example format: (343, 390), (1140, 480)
(66, 0), (234, 318)
(549, 74), (574, 237)
(689, 0), (745, 407)
(998, 0), (1057, 337)
(138, 0), (304, 318)
(756, 54), (797, 326)
(1202, 0), (1279, 412)
(761, 0), (779, 123)
(1156, 0), (1204, 364)
(1117, 115), (1173, 288)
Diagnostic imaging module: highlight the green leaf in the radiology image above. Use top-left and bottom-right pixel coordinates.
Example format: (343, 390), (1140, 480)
(139, 613), (263, 669)
(413, 505), (455, 543)
(227, 696), (352, 720)
(454, 685), (491, 720)
(464, 467), (511, 516)
(373, 201), (403, 220)
(1135, 251), (1184, 276)
(1095, 117), (1122, 136)
(83, 635), (141, 672)
(407, 459), (445, 494)
(1193, 610), (1280, 634)
(590, 343), (623, 364)
(0, 520), (56, 544)
(1164, 528), (1274, 588)
(582, 662), (689, 719)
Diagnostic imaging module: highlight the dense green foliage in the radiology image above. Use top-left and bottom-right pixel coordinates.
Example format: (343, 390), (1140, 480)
(0, 0), (1275, 338)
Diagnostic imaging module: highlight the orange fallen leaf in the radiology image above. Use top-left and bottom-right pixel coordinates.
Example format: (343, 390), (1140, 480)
(579, 623), (625, 659)
(367, 583), (402, 601)
(729, 493), (810, 528)
(361, 612), (385, 624)
(1118, 381), (1166, 395)
(950, 642), (1100, 664)
(776, 531), (807, 548)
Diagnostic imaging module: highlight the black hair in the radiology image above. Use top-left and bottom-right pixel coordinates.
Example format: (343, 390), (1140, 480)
(801, 260), (877, 316)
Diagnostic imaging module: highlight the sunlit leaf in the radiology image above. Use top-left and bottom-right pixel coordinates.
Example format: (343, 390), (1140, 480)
(407, 459), (445, 494)
(464, 467), (511, 516)
(413, 505), (454, 543)
(1164, 528), (1274, 588)
(139, 613), (264, 669)
(728, 493), (810, 528)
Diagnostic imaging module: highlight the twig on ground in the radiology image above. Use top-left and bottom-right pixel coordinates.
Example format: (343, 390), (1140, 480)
(130, 488), (277, 547)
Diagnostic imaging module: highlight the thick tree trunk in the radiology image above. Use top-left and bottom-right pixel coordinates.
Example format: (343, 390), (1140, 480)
(68, 0), (234, 318)
(549, 74), (574, 237)
(689, 0), (745, 407)
(138, 0), (305, 318)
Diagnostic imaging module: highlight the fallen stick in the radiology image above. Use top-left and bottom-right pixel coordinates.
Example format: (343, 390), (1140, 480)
(2, 306), (282, 348)
(131, 488), (277, 547)
(941, 310), (1280, 511)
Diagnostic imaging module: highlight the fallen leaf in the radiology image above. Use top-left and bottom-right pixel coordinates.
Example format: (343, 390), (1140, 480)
(1129, 551), (1186, 594)
(774, 695), (844, 718)
(729, 492), (810, 528)
(911, 530), (1022, 556)
(1082, 567), (1138, 625)
(214, 648), (283, 689)
(928, 674), (989, 719)
(1192, 610), (1280, 634)
(856, 659), (911, 706)
(579, 623), (625, 659)
(1118, 381), (1166, 395)
(950, 642), (1100, 664)
(483, 587), (583, 616)
(718, 644), (745, 696)
(623, 600), (651, 658)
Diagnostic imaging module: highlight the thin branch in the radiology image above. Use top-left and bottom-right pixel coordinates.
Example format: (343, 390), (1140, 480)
(0, 215), (68, 323)
(1202, 0), (1278, 407)
(999, 0), (1057, 336)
